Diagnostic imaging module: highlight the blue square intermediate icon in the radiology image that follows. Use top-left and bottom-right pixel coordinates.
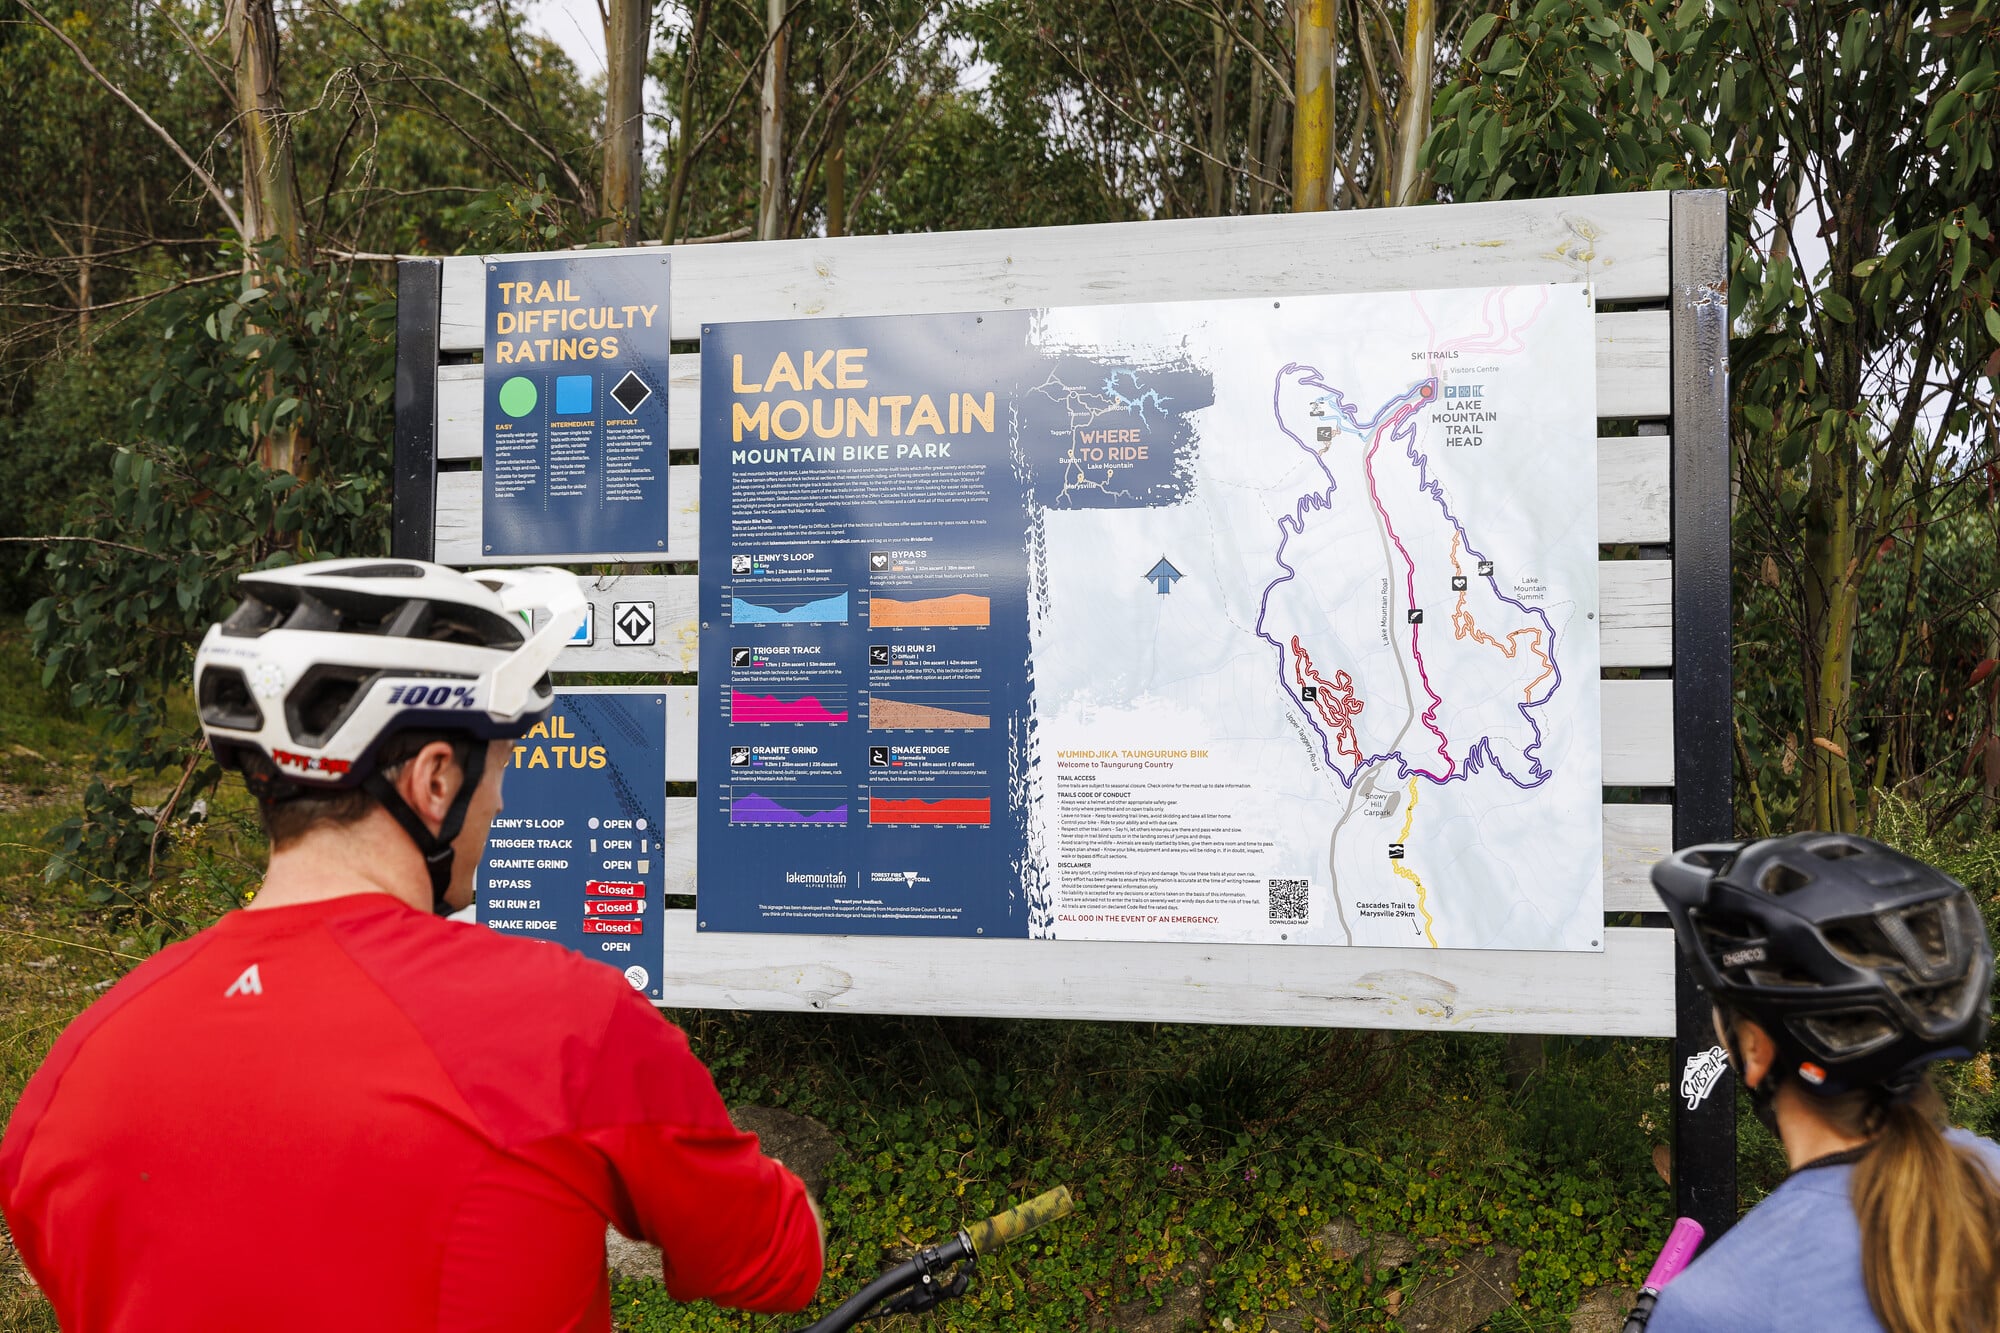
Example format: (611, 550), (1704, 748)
(555, 375), (593, 415)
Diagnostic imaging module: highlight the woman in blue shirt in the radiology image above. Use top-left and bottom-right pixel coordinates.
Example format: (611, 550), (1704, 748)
(1649, 833), (2000, 1333)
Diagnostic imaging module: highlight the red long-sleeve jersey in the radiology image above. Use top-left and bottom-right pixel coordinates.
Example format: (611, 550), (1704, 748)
(0, 893), (822, 1330)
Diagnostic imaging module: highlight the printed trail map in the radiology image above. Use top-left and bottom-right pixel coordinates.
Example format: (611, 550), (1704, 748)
(1024, 285), (1602, 951)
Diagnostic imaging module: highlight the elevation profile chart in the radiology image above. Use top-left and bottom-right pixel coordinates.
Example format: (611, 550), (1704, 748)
(729, 788), (849, 825)
(698, 285), (1602, 948)
(868, 592), (991, 627)
(868, 787), (992, 826)
(731, 689), (849, 724)
(731, 590), (848, 625)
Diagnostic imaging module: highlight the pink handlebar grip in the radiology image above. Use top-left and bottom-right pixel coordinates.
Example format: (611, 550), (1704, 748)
(1640, 1217), (1705, 1293)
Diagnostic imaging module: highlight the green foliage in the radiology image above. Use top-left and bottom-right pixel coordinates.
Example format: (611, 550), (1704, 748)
(24, 246), (394, 918)
(607, 1019), (1676, 1331)
(1427, 0), (1723, 201)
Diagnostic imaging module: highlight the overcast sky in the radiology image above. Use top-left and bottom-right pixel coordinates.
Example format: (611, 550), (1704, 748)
(523, 0), (606, 80)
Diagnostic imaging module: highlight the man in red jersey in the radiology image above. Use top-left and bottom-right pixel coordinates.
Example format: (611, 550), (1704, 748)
(1, 559), (822, 1330)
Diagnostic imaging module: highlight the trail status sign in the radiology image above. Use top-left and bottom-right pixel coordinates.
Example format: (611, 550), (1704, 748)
(478, 689), (668, 997)
(480, 254), (672, 557)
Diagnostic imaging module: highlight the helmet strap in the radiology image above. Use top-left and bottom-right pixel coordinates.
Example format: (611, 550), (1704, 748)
(362, 741), (488, 917)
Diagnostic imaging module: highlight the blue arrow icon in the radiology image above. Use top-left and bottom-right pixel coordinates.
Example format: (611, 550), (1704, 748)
(1144, 556), (1184, 595)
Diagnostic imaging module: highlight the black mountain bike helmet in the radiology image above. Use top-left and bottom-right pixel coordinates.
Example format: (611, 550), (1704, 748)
(1653, 833), (1993, 1098)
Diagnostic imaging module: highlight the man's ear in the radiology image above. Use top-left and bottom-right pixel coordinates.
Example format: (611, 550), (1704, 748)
(391, 741), (464, 831)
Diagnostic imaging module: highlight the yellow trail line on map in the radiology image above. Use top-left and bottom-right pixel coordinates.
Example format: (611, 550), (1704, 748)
(1391, 777), (1438, 947)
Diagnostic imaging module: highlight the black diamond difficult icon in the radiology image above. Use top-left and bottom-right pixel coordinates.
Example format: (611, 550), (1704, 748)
(612, 600), (656, 646)
(610, 371), (652, 414)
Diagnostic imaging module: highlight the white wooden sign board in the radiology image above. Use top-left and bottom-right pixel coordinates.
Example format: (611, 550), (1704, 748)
(393, 190), (1729, 1042)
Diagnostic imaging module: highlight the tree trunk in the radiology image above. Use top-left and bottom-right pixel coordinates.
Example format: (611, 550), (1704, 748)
(757, 0), (789, 241)
(1204, 4), (1238, 217)
(76, 167), (93, 347)
(1389, 0), (1435, 205)
(825, 30), (848, 237)
(226, 0), (302, 264)
(1245, 59), (1267, 213)
(1290, 0), (1336, 212)
(1800, 447), (1861, 831)
(226, 0), (307, 478)
(602, 0), (653, 245)
(660, 0), (712, 244)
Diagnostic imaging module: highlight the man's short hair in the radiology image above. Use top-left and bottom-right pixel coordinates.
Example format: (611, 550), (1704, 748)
(250, 730), (479, 849)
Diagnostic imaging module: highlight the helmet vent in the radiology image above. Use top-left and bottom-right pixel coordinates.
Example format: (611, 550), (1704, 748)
(1824, 920), (1902, 971)
(1743, 965), (1819, 988)
(1807, 838), (1864, 861)
(1795, 1008), (1899, 1057)
(197, 667), (264, 731)
(322, 563), (424, 580)
(1759, 862), (1813, 896)
(287, 665), (379, 748)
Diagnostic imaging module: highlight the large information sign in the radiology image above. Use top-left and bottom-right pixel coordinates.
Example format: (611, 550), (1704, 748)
(479, 689), (667, 996)
(482, 254), (672, 557)
(698, 286), (1602, 951)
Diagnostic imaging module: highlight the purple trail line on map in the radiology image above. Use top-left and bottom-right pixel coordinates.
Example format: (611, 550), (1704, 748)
(1251, 364), (1558, 793)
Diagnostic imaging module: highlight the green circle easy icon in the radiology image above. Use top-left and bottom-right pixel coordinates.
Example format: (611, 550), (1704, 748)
(498, 376), (538, 418)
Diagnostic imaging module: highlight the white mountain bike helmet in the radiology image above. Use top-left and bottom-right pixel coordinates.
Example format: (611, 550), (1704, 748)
(194, 558), (587, 912)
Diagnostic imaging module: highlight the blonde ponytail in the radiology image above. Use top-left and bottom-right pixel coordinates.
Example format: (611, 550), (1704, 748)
(1839, 1078), (2000, 1333)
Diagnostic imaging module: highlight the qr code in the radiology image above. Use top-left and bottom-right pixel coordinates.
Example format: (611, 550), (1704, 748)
(1268, 878), (1309, 923)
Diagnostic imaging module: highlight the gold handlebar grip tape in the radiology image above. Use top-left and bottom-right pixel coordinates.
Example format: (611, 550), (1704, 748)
(964, 1186), (1075, 1257)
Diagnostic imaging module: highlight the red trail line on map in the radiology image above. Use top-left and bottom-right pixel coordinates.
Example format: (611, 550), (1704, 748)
(1288, 637), (1364, 764)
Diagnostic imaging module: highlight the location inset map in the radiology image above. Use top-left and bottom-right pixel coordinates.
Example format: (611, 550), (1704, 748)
(1023, 286), (1602, 951)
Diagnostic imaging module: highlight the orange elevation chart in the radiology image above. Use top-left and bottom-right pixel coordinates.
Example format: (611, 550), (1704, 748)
(868, 592), (990, 628)
(867, 786), (992, 826)
(867, 691), (990, 730)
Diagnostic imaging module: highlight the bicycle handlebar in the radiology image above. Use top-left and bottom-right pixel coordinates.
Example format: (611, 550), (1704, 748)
(789, 1187), (1077, 1333)
(964, 1185), (1074, 1257)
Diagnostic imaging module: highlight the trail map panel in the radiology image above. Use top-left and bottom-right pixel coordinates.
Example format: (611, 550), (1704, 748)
(481, 254), (671, 557)
(478, 690), (667, 996)
(699, 285), (1602, 950)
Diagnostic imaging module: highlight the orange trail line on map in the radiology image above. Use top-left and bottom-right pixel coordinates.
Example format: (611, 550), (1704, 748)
(1446, 535), (1555, 703)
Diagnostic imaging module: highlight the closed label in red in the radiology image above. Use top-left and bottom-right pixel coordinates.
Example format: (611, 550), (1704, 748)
(585, 880), (644, 898)
(582, 918), (644, 936)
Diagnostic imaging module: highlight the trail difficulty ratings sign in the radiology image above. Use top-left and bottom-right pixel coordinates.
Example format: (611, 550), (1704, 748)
(697, 286), (1603, 950)
(481, 254), (671, 558)
(478, 689), (667, 996)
